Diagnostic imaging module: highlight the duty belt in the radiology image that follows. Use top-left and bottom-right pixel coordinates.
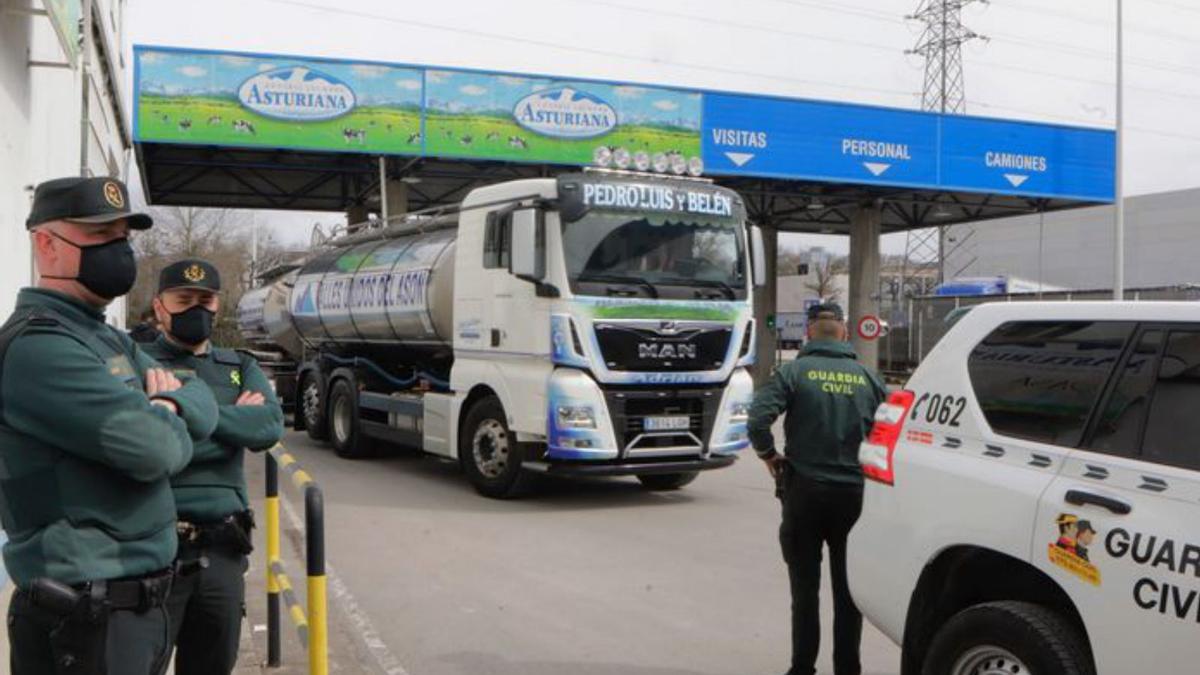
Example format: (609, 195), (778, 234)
(177, 510), (254, 554)
(21, 568), (174, 616)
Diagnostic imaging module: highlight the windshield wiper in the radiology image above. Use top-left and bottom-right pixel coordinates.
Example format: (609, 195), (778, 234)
(685, 278), (737, 300)
(577, 273), (659, 298)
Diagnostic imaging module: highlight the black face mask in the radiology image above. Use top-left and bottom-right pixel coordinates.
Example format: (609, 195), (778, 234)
(43, 231), (137, 299)
(168, 304), (215, 346)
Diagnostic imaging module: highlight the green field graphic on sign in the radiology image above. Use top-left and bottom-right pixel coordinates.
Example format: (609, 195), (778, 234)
(135, 49), (422, 154)
(423, 71), (700, 165)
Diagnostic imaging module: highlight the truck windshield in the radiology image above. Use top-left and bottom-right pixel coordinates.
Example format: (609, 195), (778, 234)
(562, 212), (747, 300)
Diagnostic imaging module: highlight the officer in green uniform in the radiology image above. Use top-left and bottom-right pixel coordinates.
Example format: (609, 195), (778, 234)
(143, 258), (284, 675)
(0, 176), (219, 674)
(748, 302), (887, 675)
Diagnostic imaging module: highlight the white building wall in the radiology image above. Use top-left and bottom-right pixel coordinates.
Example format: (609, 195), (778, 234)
(945, 188), (1200, 291)
(1, 0), (130, 324)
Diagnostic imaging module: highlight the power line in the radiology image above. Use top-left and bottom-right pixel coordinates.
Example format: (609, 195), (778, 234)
(1143, 0), (1200, 14)
(995, 0), (1198, 43)
(989, 33), (1200, 79)
(561, 0), (909, 58)
(256, 0), (918, 100)
(967, 99), (1200, 143)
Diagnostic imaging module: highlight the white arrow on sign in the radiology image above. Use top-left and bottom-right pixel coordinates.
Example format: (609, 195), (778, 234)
(862, 162), (891, 176)
(1004, 173), (1029, 188)
(724, 152), (755, 167)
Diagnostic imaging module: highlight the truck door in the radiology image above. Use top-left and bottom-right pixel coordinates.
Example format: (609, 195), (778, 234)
(1035, 325), (1200, 673)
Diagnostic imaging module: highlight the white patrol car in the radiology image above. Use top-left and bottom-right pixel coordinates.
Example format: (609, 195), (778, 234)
(849, 302), (1200, 675)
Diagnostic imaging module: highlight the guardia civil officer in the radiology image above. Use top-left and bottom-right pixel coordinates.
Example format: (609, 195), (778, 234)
(747, 302), (887, 675)
(144, 259), (284, 675)
(0, 177), (219, 674)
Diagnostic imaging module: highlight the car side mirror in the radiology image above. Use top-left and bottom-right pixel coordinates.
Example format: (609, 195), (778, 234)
(509, 208), (545, 281)
(750, 225), (767, 288)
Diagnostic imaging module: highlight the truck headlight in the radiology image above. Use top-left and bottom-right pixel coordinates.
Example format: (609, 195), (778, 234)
(729, 401), (752, 423)
(557, 405), (597, 429)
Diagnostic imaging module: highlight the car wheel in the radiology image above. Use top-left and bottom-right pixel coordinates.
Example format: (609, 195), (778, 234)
(300, 373), (328, 441)
(923, 601), (1093, 675)
(328, 378), (373, 459)
(460, 396), (534, 499)
(636, 472), (699, 491)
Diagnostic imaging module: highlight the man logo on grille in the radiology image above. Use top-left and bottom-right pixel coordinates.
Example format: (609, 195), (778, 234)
(638, 343), (697, 360)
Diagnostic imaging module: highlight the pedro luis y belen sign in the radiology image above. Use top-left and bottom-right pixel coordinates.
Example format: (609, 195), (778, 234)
(556, 174), (744, 223)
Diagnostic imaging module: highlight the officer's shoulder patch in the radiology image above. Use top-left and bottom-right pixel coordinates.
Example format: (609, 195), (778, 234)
(211, 348), (241, 366)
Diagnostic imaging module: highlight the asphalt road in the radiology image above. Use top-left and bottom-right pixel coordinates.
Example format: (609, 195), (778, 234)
(274, 430), (901, 675)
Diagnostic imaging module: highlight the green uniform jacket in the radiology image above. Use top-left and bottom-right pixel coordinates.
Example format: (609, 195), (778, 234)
(748, 340), (887, 485)
(143, 336), (284, 523)
(0, 289), (218, 586)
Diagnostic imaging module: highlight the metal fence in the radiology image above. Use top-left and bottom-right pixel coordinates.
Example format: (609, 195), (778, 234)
(879, 285), (1200, 374)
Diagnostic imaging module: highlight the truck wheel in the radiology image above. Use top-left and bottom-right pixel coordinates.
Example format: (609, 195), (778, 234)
(637, 472), (699, 491)
(300, 373), (328, 441)
(922, 601), (1094, 675)
(460, 396), (533, 499)
(328, 378), (373, 459)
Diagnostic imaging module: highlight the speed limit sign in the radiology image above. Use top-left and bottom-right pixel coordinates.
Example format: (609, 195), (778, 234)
(857, 315), (883, 340)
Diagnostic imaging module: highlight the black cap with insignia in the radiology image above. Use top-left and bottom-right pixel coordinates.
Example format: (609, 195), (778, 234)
(158, 258), (221, 293)
(807, 301), (845, 322)
(25, 176), (152, 230)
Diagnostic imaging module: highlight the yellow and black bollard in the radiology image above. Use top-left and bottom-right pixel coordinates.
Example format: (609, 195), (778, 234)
(264, 446), (328, 674)
(266, 452), (281, 666)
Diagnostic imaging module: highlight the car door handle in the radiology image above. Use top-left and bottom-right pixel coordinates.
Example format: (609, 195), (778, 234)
(1064, 489), (1132, 515)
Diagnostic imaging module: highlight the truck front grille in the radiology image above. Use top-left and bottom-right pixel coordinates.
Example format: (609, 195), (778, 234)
(603, 385), (723, 456)
(594, 322), (732, 372)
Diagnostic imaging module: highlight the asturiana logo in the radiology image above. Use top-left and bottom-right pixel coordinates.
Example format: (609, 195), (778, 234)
(237, 66), (355, 121)
(513, 87), (617, 139)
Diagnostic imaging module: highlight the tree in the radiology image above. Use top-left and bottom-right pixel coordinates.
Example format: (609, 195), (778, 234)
(804, 256), (847, 303)
(129, 207), (292, 347)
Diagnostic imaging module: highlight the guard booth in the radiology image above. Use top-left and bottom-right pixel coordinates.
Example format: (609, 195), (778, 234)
(133, 45), (1115, 378)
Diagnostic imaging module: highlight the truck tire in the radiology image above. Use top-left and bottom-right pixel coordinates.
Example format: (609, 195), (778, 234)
(299, 373), (328, 441)
(460, 396), (534, 499)
(637, 472), (699, 491)
(328, 378), (373, 459)
(922, 601), (1094, 675)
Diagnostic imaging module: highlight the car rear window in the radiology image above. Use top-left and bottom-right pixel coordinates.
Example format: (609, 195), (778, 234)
(967, 321), (1134, 446)
(1141, 331), (1200, 471)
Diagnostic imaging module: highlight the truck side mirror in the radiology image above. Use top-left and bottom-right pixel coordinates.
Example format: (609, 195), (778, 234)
(509, 208), (545, 281)
(750, 225), (767, 288)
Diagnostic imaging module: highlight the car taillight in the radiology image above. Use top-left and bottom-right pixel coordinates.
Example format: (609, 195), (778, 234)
(861, 389), (915, 485)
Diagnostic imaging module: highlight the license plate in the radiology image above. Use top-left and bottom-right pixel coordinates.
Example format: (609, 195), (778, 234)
(644, 415), (690, 431)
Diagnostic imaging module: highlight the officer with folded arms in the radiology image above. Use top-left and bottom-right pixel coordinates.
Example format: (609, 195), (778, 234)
(144, 258), (284, 675)
(0, 176), (218, 674)
(748, 302), (887, 675)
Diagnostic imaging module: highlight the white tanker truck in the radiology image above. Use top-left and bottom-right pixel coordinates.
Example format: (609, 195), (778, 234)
(238, 170), (767, 497)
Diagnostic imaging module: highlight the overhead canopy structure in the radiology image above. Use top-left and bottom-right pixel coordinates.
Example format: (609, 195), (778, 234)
(133, 45), (1115, 232)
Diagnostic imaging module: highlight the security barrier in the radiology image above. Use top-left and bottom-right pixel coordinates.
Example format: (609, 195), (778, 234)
(265, 445), (328, 674)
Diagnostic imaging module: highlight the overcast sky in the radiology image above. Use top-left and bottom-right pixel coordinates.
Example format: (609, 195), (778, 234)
(126, 0), (1200, 256)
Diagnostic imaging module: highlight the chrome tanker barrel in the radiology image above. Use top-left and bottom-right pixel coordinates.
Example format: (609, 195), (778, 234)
(237, 270), (306, 358)
(237, 286), (270, 343)
(286, 225), (456, 349)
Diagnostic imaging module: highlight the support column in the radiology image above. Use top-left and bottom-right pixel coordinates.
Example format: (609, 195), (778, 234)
(345, 203), (368, 234)
(383, 180), (408, 221)
(849, 202), (882, 372)
(752, 225), (778, 385)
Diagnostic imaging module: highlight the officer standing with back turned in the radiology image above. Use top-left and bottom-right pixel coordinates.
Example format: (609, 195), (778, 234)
(747, 302), (887, 675)
(0, 177), (219, 674)
(144, 258), (284, 675)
